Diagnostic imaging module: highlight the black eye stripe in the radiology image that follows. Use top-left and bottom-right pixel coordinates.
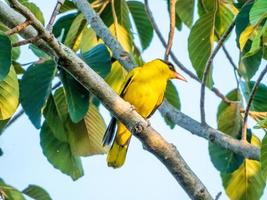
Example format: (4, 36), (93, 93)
(158, 59), (175, 71)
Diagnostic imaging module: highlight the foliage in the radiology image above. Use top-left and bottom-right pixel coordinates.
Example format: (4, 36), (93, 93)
(1, 0), (267, 199)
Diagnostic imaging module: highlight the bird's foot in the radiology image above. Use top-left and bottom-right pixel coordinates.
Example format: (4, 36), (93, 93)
(146, 119), (151, 127)
(129, 104), (136, 112)
(134, 122), (143, 134)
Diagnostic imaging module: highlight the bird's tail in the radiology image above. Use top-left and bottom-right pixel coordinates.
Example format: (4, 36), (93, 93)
(107, 123), (131, 168)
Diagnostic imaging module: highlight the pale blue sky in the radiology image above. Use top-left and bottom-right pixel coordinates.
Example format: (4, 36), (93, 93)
(1, 0), (267, 199)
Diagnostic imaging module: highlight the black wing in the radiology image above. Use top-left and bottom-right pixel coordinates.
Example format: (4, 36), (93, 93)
(102, 69), (139, 146)
(102, 117), (117, 146)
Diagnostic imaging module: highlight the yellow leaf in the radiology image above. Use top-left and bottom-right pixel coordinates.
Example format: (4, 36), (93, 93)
(0, 66), (19, 120)
(239, 25), (255, 51)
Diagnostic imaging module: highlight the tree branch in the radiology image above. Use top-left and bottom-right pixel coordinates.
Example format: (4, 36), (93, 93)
(4, 1), (214, 199)
(200, 21), (236, 124)
(159, 100), (259, 160)
(143, 0), (231, 104)
(46, 0), (65, 32)
(242, 64), (267, 141)
(5, 19), (32, 35)
(164, 0), (176, 61)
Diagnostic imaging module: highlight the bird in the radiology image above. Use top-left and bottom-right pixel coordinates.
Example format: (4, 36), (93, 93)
(102, 59), (186, 168)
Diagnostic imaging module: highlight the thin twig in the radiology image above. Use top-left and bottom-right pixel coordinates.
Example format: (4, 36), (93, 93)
(12, 35), (41, 47)
(200, 21), (236, 124)
(242, 64), (267, 142)
(4, 109), (24, 130)
(5, 20), (32, 35)
(222, 45), (240, 87)
(215, 31), (240, 88)
(215, 192), (222, 200)
(46, 0), (65, 32)
(111, 0), (118, 39)
(164, 0), (176, 61)
(144, 0), (232, 104)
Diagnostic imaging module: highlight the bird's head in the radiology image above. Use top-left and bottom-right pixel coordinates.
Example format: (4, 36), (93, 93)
(157, 59), (187, 81)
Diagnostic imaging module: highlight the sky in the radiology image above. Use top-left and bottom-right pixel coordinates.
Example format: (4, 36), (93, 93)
(1, 0), (267, 200)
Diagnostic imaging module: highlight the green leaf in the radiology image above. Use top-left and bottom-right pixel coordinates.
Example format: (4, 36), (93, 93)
(249, 0), (267, 25)
(241, 81), (267, 112)
(59, 0), (76, 13)
(80, 27), (97, 53)
(215, 1), (236, 37)
(209, 89), (243, 173)
(261, 133), (267, 177)
(222, 135), (265, 200)
(216, 90), (241, 137)
(100, 0), (131, 31)
(43, 94), (68, 142)
(127, 1), (153, 50)
(105, 61), (127, 94)
(176, 0), (194, 28)
(67, 104), (107, 156)
(13, 61), (25, 74)
(40, 122), (84, 180)
(244, 23), (267, 58)
(0, 31), (12, 80)
(0, 148), (3, 156)
(254, 118), (267, 129)
(188, 12), (215, 87)
(61, 70), (89, 123)
(81, 44), (112, 78)
(64, 13), (86, 51)
(20, 60), (57, 128)
(20, 0), (45, 25)
(0, 23), (20, 61)
(23, 185), (52, 200)
(0, 119), (9, 135)
(114, 0), (131, 31)
(235, 2), (254, 46)
(29, 44), (49, 59)
(160, 81), (181, 129)
(109, 23), (133, 53)
(0, 66), (19, 120)
(45, 88), (106, 156)
(53, 13), (77, 42)
(165, 81), (181, 110)
(0, 179), (25, 200)
(239, 41), (262, 81)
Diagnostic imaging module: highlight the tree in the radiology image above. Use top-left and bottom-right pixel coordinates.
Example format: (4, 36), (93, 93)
(0, 0), (267, 199)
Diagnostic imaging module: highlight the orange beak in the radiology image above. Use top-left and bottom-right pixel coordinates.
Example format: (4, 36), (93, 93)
(174, 72), (187, 82)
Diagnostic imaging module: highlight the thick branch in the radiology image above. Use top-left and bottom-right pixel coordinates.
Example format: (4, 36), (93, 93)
(159, 100), (259, 160)
(242, 64), (267, 141)
(200, 21), (236, 123)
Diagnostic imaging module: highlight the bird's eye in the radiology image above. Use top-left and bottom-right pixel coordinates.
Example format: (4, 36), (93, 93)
(168, 63), (175, 71)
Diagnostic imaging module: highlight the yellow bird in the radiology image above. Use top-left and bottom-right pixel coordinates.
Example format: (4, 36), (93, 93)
(103, 59), (186, 168)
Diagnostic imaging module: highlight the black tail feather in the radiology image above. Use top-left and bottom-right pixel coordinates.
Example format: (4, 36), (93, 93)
(102, 117), (117, 146)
